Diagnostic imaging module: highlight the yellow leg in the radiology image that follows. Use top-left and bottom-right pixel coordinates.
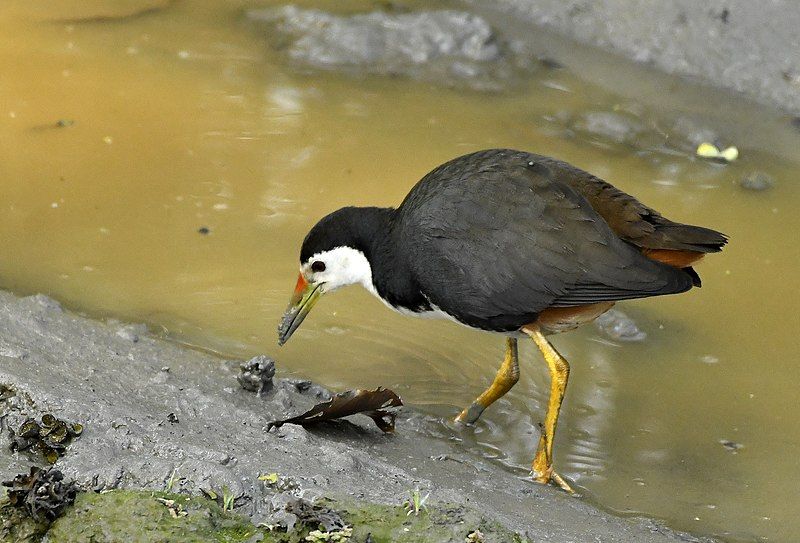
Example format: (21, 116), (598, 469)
(522, 324), (574, 493)
(455, 338), (519, 424)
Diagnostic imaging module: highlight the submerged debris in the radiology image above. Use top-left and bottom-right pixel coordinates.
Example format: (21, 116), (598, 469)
(739, 171), (775, 191)
(237, 355), (276, 395)
(9, 414), (83, 464)
(594, 309), (647, 342)
(571, 110), (645, 146)
(671, 116), (721, 149)
(247, 6), (525, 91)
(267, 387), (403, 433)
(54, 0), (175, 24)
(30, 119), (75, 131)
(720, 439), (744, 453)
(2, 467), (79, 522)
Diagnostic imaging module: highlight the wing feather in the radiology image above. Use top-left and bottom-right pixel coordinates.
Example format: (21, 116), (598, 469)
(396, 150), (693, 331)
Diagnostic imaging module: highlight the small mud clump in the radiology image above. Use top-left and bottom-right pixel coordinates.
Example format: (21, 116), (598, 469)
(571, 110), (646, 146)
(9, 414), (83, 464)
(2, 467), (79, 522)
(237, 355), (276, 395)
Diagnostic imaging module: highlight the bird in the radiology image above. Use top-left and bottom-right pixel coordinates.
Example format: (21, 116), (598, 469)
(278, 148), (727, 492)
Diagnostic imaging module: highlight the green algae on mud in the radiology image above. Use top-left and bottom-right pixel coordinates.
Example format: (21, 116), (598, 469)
(12, 489), (523, 543)
(339, 501), (523, 543)
(43, 491), (256, 543)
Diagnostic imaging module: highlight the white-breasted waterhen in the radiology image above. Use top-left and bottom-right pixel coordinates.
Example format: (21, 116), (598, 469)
(278, 148), (727, 492)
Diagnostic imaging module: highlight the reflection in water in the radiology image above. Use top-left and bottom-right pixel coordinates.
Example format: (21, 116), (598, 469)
(0, 1), (798, 542)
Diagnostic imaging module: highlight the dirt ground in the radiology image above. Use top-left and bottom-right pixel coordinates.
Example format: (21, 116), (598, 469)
(477, 0), (800, 113)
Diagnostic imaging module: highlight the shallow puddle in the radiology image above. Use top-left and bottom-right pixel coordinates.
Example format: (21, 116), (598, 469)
(1, 1), (799, 541)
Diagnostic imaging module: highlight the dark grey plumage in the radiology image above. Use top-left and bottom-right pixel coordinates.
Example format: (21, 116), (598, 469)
(299, 149), (727, 333)
(393, 149), (703, 330)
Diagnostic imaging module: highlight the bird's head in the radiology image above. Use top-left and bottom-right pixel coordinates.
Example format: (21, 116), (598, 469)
(277, 207), (382, 345)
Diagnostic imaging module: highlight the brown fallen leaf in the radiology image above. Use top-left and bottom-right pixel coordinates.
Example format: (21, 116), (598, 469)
(267, 387), (402, 433)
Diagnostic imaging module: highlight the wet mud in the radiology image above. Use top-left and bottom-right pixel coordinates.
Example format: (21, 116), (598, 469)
(0, 291), (706, 542)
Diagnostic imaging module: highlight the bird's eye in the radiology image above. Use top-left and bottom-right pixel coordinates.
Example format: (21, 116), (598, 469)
(311, 261), (326, 273)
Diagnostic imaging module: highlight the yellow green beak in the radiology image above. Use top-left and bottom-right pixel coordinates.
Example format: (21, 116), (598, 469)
(278, 273), (323, 345)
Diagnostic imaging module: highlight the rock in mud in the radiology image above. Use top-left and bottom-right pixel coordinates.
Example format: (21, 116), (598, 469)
(594, 309), (647, 342)
(237, 355), (276, 395)
(247, 6), (526, 90)
(571, 110), (646, 145)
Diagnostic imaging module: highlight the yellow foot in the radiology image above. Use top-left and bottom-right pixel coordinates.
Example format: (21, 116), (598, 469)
(532, 466), (574, 494)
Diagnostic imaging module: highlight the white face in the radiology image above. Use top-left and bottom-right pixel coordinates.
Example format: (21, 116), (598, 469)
(301, 246), (375, 294)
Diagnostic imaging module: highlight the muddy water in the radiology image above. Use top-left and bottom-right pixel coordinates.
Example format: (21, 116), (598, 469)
(1, 1), (799, 541)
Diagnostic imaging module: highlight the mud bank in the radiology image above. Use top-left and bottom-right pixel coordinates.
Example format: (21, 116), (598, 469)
(0, 291), (710, 542)
(476, 0), (800, 113)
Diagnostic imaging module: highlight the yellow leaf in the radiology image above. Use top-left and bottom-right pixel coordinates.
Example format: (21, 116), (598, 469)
(258, 472), (279, 484)
(696, 142), (720, 158)
(720, 146), (739, 162)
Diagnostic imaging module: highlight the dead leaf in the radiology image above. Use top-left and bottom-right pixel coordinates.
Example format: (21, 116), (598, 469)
(267, 387), (402, 433)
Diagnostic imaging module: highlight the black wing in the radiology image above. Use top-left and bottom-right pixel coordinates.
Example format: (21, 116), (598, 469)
(396, 151), (693, 332)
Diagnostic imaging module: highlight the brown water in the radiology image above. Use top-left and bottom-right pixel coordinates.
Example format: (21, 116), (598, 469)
(1, 1), (799, 541)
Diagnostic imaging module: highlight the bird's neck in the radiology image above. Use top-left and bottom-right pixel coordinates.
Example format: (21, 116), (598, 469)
(352, 208), (430, 312)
